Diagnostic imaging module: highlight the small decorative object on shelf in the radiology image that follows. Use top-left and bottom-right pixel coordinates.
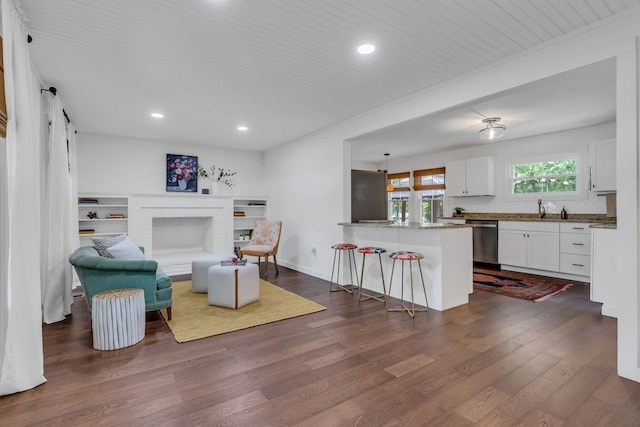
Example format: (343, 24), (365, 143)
(87, 211), (98, 219)
(197, 164), (237, 194)
(79, 198), (99, 204)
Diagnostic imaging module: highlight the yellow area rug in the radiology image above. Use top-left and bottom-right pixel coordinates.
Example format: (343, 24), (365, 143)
(161, 280), (326, 343)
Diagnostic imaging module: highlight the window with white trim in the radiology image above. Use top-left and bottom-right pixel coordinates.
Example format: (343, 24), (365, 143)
(388, 172), (410, 222)
(413, 168), (445, 224)
(510, 158), (578, 195)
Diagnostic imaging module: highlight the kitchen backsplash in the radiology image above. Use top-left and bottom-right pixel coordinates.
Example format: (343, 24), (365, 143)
(443, 195), (609, 217)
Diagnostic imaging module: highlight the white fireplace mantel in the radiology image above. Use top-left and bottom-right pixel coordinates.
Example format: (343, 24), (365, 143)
(128, 195), (234, 275)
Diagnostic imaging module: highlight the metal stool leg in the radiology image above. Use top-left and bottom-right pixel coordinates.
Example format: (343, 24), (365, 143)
(386, 259), (397, 309)
(330, 248), (356, 294)
(403, 259), (428, 317)
(387, 258), (428, 317)
(358, 252), (386, 303)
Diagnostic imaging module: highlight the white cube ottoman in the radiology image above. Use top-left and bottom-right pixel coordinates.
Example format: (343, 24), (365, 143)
(208, 263), (260, 309)
(191, 254), (235, 293)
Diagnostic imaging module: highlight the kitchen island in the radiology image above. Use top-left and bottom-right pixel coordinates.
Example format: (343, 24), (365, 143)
(339, 222), (473, 311)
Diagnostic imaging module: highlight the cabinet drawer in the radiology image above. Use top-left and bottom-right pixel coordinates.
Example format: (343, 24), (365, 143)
(499, 221), (559, 233)
(560, 232), (591, 256)
(560, 254), (591, 276)
(559, 222), (592, 234)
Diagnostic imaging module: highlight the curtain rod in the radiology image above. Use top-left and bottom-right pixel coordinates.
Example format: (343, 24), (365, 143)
(40, 86), (71, 124)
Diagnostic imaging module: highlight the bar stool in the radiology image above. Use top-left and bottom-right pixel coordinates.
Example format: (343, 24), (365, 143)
(387, 251), (429, 317)
(329, 243), (359, 294)
(357, 247), (387, 303)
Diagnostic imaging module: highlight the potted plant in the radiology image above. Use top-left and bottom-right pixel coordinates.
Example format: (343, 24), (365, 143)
(453, 207), (465, 217)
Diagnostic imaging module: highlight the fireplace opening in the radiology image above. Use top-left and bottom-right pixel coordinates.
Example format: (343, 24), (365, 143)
(152, 216), (215, 275)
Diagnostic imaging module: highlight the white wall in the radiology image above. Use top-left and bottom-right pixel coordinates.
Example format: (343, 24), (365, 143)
(263, 11), (640, 381)
(76, 132), (266, 197)
(381, 122), (613, 217)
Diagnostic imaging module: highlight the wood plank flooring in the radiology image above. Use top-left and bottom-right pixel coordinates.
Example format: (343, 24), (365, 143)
(1, 265), (640, 426)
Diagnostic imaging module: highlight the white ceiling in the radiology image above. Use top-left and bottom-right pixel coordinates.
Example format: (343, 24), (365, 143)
(349, 58), (617, 162)
(17, 1), (638, 154)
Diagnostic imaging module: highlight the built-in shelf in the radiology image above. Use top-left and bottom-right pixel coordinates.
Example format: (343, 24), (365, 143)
(78, 195), (129, 244)
(233, 198), (267, 248)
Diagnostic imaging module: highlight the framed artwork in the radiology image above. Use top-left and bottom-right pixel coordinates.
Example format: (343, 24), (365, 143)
(166, 154), (198, 192)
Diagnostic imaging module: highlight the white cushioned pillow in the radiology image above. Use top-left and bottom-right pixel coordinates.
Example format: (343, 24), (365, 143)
(92, 234), (127, 258)
(106, 236), (146, 260)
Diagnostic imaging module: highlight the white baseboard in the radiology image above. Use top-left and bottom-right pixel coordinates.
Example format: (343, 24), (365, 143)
(277, 259), (330, 281)
(500, 265), (590, 283)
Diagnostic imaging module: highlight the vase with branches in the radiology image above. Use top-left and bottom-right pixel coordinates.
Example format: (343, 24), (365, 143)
(197, 164), (236, 193)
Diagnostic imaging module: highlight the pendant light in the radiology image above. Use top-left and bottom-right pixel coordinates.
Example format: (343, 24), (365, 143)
(385, 153), (394, 192)
(479, 117), (506, 140)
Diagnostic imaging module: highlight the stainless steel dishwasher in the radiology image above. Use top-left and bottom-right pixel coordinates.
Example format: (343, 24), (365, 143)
(466, 220), (499, 265)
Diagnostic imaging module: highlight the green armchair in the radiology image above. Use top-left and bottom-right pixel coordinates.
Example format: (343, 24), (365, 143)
(69, 246), (172, 320)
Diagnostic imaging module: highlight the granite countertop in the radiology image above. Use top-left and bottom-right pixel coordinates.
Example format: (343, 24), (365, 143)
(440, 212), (616, 224)
(590, 223), (618, 229)
(338, 221), (471, 230)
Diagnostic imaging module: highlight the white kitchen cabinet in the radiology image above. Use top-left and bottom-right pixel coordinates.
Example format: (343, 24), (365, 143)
(590, 227), (618, 317)
(445, 156), (495, 197)
(589, 139), (616, 192)
(498, 221), (559, 272)
(559, 222), (592, 278)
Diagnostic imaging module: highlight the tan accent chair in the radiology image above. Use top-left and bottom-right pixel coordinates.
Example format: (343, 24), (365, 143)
(239, 220), (282, 279)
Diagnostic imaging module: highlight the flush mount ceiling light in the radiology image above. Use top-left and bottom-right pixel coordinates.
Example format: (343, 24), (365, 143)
(237, 125), (248, 131)
(357, 43), (376, 55)
(150, 112), (164, 119)
(479, 117), (506, 140)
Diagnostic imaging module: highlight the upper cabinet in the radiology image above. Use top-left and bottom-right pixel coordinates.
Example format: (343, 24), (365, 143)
(589, 139), (616, 192)
(446, 156), (495, 197)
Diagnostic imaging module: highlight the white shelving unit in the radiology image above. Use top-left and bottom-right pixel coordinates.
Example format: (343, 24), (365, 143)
(233, 198), (267, 250)
(78, 195), (129, 245)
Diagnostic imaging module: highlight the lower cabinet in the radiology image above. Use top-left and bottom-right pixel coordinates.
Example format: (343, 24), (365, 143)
(590, 227), (618, 317)
(499, 221), (560, 272)
(499, 221), (595, 280)
(559, 223), (592, 277)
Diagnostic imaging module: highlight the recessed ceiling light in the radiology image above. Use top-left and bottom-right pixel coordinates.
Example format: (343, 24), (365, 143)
(151, 113), (164, 119)
(357, 44), (376, 55)
(237, 125), (248, 131)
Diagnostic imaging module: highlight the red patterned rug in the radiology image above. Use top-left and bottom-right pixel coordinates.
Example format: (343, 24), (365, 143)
(473, 267), (579, 302)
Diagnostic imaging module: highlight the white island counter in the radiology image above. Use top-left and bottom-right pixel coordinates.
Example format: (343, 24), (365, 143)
(340, 222), (473, 311)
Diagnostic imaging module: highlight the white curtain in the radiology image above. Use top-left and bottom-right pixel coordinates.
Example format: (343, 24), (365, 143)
(67, 124), (80, 288)
(41, 95), (78, 323)
(0, 0), (47, 395)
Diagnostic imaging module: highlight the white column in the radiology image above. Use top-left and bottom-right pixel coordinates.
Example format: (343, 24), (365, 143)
(616, 43), (640, 381)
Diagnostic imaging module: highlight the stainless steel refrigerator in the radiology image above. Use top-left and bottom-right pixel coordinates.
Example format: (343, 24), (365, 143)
(351, 169), (388, 223)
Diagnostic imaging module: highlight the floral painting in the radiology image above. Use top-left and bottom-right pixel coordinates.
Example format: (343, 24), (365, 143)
(166, 154), (198, 192)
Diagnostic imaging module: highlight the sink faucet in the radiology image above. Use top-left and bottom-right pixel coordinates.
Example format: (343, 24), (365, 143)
(538, 198), (546, 218)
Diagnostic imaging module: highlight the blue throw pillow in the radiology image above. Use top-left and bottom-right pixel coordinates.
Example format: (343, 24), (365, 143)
(107, 236), (146, 260)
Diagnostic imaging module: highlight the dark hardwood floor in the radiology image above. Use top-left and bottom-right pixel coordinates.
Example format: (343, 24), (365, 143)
(1, 265), (640, 426)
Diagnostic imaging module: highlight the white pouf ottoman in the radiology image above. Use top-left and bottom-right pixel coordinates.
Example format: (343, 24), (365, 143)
(208, 263), (260, 309)
(191, 254), (235, 293)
